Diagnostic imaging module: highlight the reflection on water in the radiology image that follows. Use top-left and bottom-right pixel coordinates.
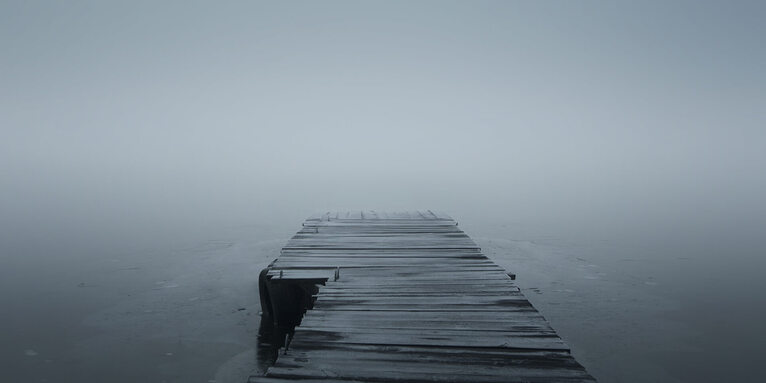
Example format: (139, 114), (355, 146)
(255, 316), (287, 373)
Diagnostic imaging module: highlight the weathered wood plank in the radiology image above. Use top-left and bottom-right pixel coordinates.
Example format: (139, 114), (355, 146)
(289, 330), (568, 350)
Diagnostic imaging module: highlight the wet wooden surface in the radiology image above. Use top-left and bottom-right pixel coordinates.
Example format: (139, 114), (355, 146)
(254, 211), (595, 382)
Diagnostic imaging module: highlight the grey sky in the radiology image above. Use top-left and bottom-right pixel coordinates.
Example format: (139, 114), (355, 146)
(2, 1), (765, 241)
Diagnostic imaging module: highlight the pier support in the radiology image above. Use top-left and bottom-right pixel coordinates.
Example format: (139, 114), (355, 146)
(258, 267), (323, 330)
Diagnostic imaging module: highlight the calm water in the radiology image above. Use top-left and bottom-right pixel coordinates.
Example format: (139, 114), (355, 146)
(1, 217), (763, 382)
(465, 220), (766, 383)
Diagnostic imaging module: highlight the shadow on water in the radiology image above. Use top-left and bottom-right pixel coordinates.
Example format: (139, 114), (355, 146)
(255, 318), (291, 373)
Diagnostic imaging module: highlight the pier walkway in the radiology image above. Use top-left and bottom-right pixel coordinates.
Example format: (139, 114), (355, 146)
(253, 211), (595, 383)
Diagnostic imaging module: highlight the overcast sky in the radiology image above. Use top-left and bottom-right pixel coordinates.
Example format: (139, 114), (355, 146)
(2, 1), (764, 242)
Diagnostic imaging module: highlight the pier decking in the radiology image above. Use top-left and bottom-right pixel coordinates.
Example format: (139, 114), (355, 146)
(254, 211), (595, 383)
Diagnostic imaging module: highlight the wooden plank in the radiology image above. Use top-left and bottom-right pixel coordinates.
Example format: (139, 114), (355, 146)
(276, 342), (578, 359)
(265, 363), (591, 382)
(312, 295), (529, 305)
(271, 258), (495, 267)
(300, 309), (546, 320)
(302, 221), (458, 227)
(289, 329), (568, 350)
(297, 322), (553, 333)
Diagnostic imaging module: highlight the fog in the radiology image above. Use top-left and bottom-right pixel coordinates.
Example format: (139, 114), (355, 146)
(1, 1), (765, 382)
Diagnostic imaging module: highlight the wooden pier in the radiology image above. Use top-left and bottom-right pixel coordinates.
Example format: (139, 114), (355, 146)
(253, 211), (595, 383)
